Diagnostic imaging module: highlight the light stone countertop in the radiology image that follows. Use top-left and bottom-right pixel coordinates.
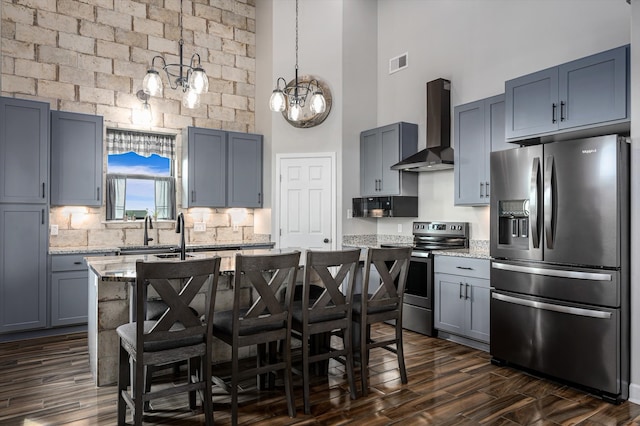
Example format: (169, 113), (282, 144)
(86, 247), (296, 282)
(50, 241), (275, 255)
(343, 237), (490, 260)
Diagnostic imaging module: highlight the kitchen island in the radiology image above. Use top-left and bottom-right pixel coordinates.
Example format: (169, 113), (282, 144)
(86, 248), (302, 386)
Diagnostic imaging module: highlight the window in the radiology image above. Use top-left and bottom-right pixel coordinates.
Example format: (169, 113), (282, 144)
(105, 130), (176, 220)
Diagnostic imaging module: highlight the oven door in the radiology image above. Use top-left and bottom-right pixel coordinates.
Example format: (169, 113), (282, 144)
(403, 254), (432, 308)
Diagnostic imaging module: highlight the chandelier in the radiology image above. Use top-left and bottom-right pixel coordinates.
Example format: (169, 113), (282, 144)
(269, 0), (327, 122)
(141, 0), (208, 109)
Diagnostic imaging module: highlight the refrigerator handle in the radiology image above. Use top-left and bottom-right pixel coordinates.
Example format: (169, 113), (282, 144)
(530, 157), (540, 248)
(544, 155), (555, 249)
(492, 292), (612, 319)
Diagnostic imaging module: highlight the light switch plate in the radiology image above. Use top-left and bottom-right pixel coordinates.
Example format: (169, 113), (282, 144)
(51, 224), (59, 235)
(194, 222), (206, 232)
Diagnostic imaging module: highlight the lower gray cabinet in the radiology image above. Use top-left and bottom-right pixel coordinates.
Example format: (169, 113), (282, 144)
(0, 205), (48, 333)
(50, 254), (89, 326)
(434, 255), (490, 345)
(50, 252), (115, 327)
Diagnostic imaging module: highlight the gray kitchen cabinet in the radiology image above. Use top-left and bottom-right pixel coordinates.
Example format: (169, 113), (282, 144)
(0, 97), (50, 204)
(505, 45), (628, 141)
(227, 131), (263, 208)
(183, 127), (264, 208)
(454, 94), (508, 206)
(50, 254), (90, 327)
(0, 204), (48, 334)
(434, 255), (490, 346)
(50, 111), (103, 206)
(182, 127), (227, 208)
(360, 122), (418, 196)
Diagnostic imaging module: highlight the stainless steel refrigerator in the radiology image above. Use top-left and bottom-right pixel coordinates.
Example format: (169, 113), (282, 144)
(489, 134), (630, 403)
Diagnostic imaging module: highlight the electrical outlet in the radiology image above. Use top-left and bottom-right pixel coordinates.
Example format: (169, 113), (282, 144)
(397, 224), (402, 233)
(347, 208), (352, 219)
(50, 224), (59, 235)
(194, 222), (206, 232)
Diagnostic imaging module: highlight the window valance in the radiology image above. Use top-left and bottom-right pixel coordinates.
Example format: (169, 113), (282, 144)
(106, 129), (175, 157)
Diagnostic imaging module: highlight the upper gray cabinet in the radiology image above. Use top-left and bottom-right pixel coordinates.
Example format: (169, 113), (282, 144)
(0, 97), (50, 204)
(454, 94), (508, 206)
(505, 45), (629, 141)
(182, 127), (263, 208)
(360, 122), (418, 197)
(227, 131), (263, 208)
(182, 127), (227, 208)
(51, 111), (103, 206)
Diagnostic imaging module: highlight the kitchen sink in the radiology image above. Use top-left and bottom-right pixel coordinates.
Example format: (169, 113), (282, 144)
(118, 246), (179, 255)
(154, 253), (194, 259)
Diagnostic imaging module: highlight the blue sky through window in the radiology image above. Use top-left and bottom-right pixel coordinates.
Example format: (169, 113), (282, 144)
(108, 152), (171, 214)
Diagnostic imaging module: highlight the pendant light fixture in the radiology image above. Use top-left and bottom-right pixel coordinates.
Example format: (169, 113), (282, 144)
(141, 0), (208, 109)
(269, 0), (329, 125)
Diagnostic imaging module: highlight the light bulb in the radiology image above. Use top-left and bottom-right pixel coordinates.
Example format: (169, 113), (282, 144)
(182, 89), (200, 109)
(189, 68), (208, 94)
(142, 69), (163, 96)
(288, 102), (302, 121)
(310, 91), (326, 114)
(269, 89), (286, 112)
(140, 101), (152, 126)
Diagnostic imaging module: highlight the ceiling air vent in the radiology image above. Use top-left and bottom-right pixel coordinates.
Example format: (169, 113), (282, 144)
(389, 52), (408, 74)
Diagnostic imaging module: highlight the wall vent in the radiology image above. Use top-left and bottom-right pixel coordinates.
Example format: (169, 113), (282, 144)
(389, 52), (408, 74)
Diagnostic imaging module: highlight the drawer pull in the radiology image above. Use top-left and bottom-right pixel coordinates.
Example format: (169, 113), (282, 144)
(73, 261), (82, 265)
(456, 266), (473, 270)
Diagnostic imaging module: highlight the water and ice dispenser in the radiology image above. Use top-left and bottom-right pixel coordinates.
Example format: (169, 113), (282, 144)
(497, 199), (530, 249)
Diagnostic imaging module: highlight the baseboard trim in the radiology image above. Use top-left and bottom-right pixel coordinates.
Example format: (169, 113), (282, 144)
(628, 383), (640, 404)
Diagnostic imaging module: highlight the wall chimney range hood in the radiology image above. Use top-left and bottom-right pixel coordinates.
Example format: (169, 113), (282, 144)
(391, 78), (453, 172)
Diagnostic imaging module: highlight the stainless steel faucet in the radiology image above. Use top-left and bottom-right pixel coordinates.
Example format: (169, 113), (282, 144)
(175, 212), (186, 260)
(143, 215), (154, 246)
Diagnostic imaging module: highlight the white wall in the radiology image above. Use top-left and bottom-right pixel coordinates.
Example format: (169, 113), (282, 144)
(373, 0), (630, 241)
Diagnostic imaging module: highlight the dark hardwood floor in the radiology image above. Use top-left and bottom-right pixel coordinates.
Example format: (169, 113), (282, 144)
(1, 325), (639, 425)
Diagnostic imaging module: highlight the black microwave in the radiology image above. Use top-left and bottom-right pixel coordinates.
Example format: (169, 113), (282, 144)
(352, 196), (418, 218)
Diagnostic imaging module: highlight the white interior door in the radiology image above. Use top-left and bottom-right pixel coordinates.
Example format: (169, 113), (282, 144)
(277, 154), (335, 250)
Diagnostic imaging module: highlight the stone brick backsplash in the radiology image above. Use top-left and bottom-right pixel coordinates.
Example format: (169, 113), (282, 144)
(49, 206), (268, 248)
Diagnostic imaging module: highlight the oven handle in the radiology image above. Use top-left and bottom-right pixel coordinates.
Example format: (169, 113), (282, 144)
(492, 262), (612, 281)
(492, 292), (612, 319)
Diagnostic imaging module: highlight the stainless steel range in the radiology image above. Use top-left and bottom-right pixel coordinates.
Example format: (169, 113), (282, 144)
(383, 221), (469, 336)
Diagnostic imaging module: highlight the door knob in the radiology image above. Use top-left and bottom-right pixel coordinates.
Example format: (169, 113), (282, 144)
(323, 238), (330, 243)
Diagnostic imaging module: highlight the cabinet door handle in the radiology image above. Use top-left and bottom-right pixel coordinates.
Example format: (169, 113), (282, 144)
(42, 182), (46, 199)
(480, 182), (484, 198)
(552, 103), (557, 124)
(191, 190), (195, 202)
(560, 101), (566, 122)
(459, 282), (464, 299)
(379, 179), (382, 191)
(97, 187), (100, 201)
(486, 182), (490, 197)
(465, 283), (469, 300)
(41, 208), (45, 225)
(258, 192), (262, 204)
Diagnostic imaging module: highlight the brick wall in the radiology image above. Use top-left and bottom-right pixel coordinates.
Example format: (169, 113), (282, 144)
(1, 0), (263, 248)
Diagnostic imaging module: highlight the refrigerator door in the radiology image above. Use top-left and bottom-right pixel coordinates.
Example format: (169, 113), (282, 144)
(491, 289), (624, 400)
(490, 145), (543, 261)
(543, 135), (628, 268)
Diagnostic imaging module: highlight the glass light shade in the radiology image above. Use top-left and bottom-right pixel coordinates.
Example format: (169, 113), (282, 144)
(269, 90), (286, 112)
(182, 89), (200, 109)
(140, 101), (152, 126)
(142, 69), (163, 96)
(288, 102), (302, 121)
(310, 91), (326, 114)
(188, 68), (208, 94)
